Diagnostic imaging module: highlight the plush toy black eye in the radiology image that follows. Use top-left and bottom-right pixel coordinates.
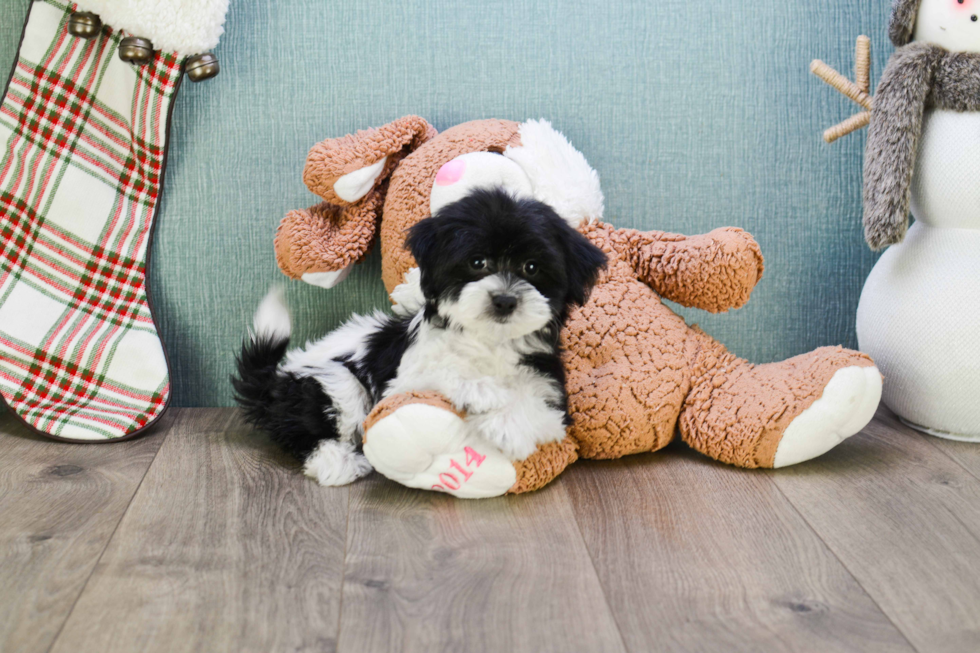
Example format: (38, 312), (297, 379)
(973, 14), (978, 21)
(523, 260), (539, 276)
(469, 257), (487, 271)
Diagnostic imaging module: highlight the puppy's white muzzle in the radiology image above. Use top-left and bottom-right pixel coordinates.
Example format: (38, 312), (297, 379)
(442, 274), (551, 341)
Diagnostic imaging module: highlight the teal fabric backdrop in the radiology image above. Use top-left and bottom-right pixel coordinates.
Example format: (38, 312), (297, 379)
(0, 1), (891, 407)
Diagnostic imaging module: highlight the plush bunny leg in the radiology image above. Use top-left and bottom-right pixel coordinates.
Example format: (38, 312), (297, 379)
(363, 392), (517, 498)
(510, 438), (579, 494)
(679, 329), (882, 468)
(274, 195), (383, 284)
(362, 392), (576, 497)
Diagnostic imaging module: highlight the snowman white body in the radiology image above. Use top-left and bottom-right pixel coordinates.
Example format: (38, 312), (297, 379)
(855, 1), (980, 440)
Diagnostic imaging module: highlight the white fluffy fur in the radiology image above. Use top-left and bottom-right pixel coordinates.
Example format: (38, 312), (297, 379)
(303, 439), (372, 486)
(384, 274), (566, 460)
(390, 267), (425, 317)
(438, 274), (552, 344)
(252, 288), (291, 342)
(386, 315), (566, 461)
(504, 119), (605, 228)
(253, 290), (378, 486)
(281, 313), (383, 443)
(73, 0), (230, 56)
(288, 270), (568, 463)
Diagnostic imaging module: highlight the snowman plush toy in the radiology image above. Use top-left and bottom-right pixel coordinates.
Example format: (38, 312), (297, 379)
(821, 0), (980, 440)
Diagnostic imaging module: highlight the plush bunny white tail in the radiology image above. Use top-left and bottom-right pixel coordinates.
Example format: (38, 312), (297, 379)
(505, 119), (605, 228)
(74, 0), (230, 56)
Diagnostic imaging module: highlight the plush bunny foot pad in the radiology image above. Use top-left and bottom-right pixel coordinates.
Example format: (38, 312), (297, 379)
(363, 400), (517, 499)
(773, 366), (883, 468)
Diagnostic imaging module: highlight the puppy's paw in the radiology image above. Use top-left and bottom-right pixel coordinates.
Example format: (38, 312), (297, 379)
(468, 401), (568, 461)
(363, 393), (516, 499)
(453, 379), (509, 413)
(303, 440), (373, 486)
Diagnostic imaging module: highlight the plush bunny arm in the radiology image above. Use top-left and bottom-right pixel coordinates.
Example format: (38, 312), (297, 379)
(275, 196), (382, 281)
(619, 227), (764, 313)
(304, 116), (436, 206)
(276, 117), (438, 285)
(864, 43), (942, 250)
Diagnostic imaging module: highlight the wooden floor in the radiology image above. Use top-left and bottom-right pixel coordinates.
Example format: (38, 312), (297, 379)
(2, 408), (979, 653)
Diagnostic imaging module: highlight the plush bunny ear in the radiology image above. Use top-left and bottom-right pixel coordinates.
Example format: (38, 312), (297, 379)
(889, 0), (922, 47)
(304, 116), (437, 206)
(276, 117), (437, 287)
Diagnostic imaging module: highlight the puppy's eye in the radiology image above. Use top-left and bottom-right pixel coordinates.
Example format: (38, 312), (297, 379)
(523, 260), (539, 276)
(469, 257), (487, 271)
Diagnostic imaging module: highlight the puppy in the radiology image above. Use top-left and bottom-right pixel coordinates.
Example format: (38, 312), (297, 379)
(233, 187), (606, 486)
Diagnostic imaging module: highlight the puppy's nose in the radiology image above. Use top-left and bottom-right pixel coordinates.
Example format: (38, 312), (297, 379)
(491, 293), (518, 317)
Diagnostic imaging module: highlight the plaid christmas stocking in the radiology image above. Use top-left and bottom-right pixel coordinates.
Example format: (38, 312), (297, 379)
(0, 0), (228, 441)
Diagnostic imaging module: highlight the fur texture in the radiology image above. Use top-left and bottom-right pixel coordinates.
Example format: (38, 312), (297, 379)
(393, 189), (605, 458)
(864, 44), (980, 249)
(304, 439), (373, 486)
(273, 116), (885, 494)
(890, 0), (923, 47)
(73, 0), (230, 56)
(234, 188), (606, 481)
(503, 119), (605, 229)
(275, 117), (437, 283)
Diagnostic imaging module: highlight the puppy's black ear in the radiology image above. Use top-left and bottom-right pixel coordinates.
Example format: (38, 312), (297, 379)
(562, 226), (607, 306)
(405, 217), (441, 297)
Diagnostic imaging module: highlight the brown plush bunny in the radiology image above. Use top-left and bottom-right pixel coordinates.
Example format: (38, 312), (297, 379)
(275, 116), (883, 498)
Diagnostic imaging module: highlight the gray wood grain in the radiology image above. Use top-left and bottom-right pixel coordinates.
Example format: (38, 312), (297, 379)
(48, 409), (349, 653)
(7, 406), (980, 652)
(564, 444), (914, 653)
(773, 407), (980, 653)
(0, 411), (167, 653)
(337, 474), (626, 653)
(908, 413), (980, 483)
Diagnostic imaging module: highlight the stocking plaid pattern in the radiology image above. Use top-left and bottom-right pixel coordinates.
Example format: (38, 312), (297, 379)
(0, 0), (180, 440)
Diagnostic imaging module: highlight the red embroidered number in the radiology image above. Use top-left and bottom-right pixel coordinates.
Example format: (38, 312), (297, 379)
(430, 447), (488, 492)
(465, 447), (486, 467)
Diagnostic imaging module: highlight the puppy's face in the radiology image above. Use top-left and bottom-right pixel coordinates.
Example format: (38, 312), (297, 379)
(406, 187), (607, 342)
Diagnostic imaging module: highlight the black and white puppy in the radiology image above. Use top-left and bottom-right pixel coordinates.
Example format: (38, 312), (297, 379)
(233, 187), (606, 486)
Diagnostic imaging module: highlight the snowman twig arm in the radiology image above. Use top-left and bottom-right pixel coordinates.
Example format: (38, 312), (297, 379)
(811, 36), (874, 143)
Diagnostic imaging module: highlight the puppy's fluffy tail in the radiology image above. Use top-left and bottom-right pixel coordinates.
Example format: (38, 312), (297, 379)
(232, 289), (333, 461)
(251, 286), (292, 343)
(233, 288), (292, 435)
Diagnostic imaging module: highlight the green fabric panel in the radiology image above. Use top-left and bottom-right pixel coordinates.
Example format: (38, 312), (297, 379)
(0, 0), (889, 407)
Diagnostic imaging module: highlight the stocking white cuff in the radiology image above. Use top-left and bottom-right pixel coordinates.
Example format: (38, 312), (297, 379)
(73, 0), (230, 56)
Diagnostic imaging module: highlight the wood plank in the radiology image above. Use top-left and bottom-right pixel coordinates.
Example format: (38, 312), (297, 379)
(0, 411), (167, 653)
(49, 408), (349, 653)
(338, 474), (626, 653)
(910, 412), (980, 483)
(565, 443), (914, 653)
(772, 408), (980, 653)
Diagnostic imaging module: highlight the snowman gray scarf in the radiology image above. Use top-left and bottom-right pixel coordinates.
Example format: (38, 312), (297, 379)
(864, 43), (980, 249)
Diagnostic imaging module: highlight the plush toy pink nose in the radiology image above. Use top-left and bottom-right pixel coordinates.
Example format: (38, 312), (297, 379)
(436, 159), (466, 186)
